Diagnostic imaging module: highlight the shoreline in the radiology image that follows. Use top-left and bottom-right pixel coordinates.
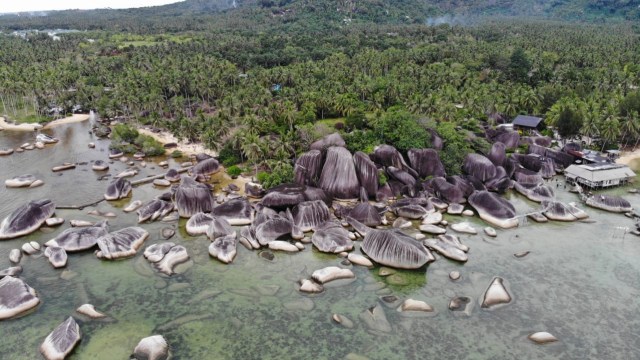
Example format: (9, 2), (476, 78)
(138, 127), (218, 157)
(0, 114), (90, 131)
(616, 147), (640, 171)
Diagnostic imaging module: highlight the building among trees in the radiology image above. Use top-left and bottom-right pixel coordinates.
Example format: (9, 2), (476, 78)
(512, 115), (544, 133)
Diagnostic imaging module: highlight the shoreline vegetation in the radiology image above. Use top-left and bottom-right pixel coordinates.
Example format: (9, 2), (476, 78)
(137, 127), (217, 158)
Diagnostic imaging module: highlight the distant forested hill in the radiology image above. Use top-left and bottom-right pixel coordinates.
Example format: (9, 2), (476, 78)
(0, 0), (637, 32)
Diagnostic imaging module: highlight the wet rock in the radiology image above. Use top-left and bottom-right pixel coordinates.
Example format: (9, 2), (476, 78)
(132, 335), (170, 360)
(45, 221), (108, 252)
(450, 222), (477, 234)
(449, 271), (461, 280)
(299, 279), (324, 293)
(585, 194), (632, 213)
(0, 276), (40, 319)
(161, 228), (175, 240)
(76, 304), (106, 319)
(399, 299), (434, 312)
(0, 199), (56, 240)
(468, 191), (518, 229)
(44, 246), (68, 268)
(137, 199), (174, 223)
(40, 316), (81, 360)
(209, 235), (237, 264)
(311, 266), (355, 284)
(311, 221), (354, 253)
(70, 220), (94, 227)
(484, 227), (497, 237)
(268, 240), (299, 252)
(174, 176), (214, 218)
(528, 212), (548, 223)
(92, 160), (109, 171)
(528, 332), (558, 344)
(348, 253), (374, 267)
(45, 218), (65, 227)
(123, 200), (143, 213)
(449, 296), (472, 314)
(104, 177), (132, 200)
(212, 198), (253, 225)
(481, 277), (512, 308)
(95, 227), (149, 260)
(422, 212), (442, 225)
(0, 266), (22, 279)
(258, 250), (275, 262)
(5, 174), (37, 188)
(156, 245), (190, 275)
(9, 249), (22, 263)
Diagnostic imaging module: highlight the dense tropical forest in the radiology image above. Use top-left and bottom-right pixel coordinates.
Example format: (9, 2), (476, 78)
(1, 0), (640, 187)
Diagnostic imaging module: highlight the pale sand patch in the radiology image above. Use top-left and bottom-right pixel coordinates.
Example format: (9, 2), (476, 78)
(138, 127), (217, 157)
(616, 148), (640, 166)
(0, 114), (90, 131)
(43, 114), (90, 129)
(0, 116), (43, 131)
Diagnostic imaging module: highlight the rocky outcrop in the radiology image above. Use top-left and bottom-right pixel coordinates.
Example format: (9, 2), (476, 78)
(318, 146), (359, 199)
(173, 176), (214, 218)
(468, 191), (518, 229)
(0, 199), (56, 240)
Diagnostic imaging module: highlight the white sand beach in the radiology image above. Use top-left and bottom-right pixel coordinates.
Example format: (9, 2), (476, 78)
(0, 114), (90, 131)
(138, 127), (218, 157)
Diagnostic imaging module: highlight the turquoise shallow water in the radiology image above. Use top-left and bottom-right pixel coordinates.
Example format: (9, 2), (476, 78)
(1, 121), (640, 359)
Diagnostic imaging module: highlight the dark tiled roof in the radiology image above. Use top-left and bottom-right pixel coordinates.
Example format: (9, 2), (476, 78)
(512, 115), (543, 128)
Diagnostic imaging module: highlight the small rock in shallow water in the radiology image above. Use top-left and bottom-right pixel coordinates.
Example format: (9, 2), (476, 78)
(528, 331), (558, 344)
(161, 227), (175, 239)
(268, 241), (299, 252)
(70, 219), (94, 227)
(360, 304), (391, 333)
(449, 271), (461, 280)
(462, 209), (474, 216)
(451, 222), (477, 234)
(348, 253), (373, 267)
(399, 299), (434, 312)
(378, 267), (396, 276)
(21, 242), (39, 255)
(283, 297), (315, 311)
(514, 251), (530, 258)
(312, 267), (355, 284)
(9, 249), (22, 263)
(484, 226), (497, 237)
(332, 313), (354, 328)
(299, 279), (324, 293)
(40, 316), (81, 360)
(481, 277), (512, 308)
(419, 224), (446, 234)
(0, 266), (22, 278)
(153, 179), (171, 187)
(45, 217), (64, 227)
(449, 296), (472, 315)
(76, 304), (106, 319)
(133, 335), (170, 360)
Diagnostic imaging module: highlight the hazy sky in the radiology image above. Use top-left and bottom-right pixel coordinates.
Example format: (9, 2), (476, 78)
(2, 0), (183, 13)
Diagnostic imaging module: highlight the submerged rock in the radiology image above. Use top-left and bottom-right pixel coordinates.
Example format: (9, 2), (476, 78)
(5, 174), (37, 188)
(95, 227), (149, 260)
(528, 332), (558, 344)
(360, 304), (391, 333)
(45, 221), (109, 252)
(76, 304), (107, 319)
(423, 235), (468, 262)
(173, 176), (214, 218)
(137, 200), (174, 223)
(0, 199), (56, 240)
(299, 279), (324, 293)
(209, 234), (238, 264)
(40, 316), (81, 360)
(132, 335), (170, 360)
(144, 243), (176, 263)
(481, 277), (512, 308)
(311, 266), (355, 284)
(347, 253), (374, 267)
(155, 245), (189, 275)
(311, 221), (354, 253)
(123, 200), (143, 213)
(0, 276), (40, 319)
(44, 246), (68, 268)
(104, 177), (132, 200)
(92, 160), (109, 171)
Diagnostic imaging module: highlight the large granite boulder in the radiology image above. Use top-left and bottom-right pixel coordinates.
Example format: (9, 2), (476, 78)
(212, 198), (253, 225)
(104, 177), (132, 200)
(294, 150), (323, 186)
(318, 146), (359, 199)
(45, 221), (109, 252)
(463, 154), (496, 182)
(311, 221), (354, 253)
(95, 227), (149, 259)
(487, 142), (507, 167)
(468, 191), (518, 229)
(0, 199), (56, 240)
(190, 158), (220, 178)
(585, 195), (632, 213)
(353, 151), (378, 198)
(310, 132), (346, 151)
(40, 316), (81, 360)
(408, 148), (446, 179)
(173, 176), (214, 218)
(0, 276), (40, 319)
(292, 200), (330, 232)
